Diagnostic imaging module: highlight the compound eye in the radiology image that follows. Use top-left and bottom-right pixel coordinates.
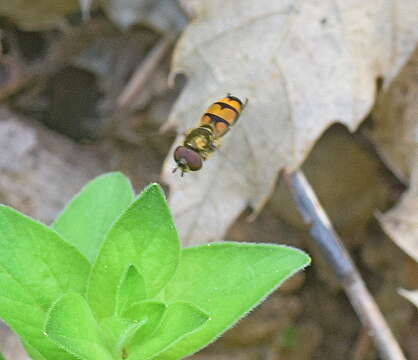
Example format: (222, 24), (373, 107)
(174, 146), (202, 171)
(186, 150), (203, 171)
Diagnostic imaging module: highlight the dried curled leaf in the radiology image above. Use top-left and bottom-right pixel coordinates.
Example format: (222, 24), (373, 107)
(369, 48), (418, 183)
(162, 0), (418, 245)
(378, 166), (418, 264)
(372, 48), (418, 265)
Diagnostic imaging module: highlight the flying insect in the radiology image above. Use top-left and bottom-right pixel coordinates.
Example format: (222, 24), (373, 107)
(173, 94), (246, 176)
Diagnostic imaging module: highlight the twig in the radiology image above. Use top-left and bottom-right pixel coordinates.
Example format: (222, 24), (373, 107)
(117, 35), (173, 109)
(283, 170), (406, 360)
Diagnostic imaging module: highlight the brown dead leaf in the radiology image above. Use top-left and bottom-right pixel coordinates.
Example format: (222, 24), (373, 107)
(378, 166), (418, 263)
(369, 47), (418, 317)
(162, 0), (418, 245)
(369, 48), (418, 183)
(372, 48), (418, 263)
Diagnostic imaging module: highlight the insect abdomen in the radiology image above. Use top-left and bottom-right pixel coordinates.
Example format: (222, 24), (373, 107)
(200, 95), (243, 137)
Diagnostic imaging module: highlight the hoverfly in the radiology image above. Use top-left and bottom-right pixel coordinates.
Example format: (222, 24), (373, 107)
(173, 94), (246, 176)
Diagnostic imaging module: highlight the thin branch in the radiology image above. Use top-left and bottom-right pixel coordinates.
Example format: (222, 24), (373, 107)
(284, 170), (406, 360)
(117, 35), (173, 109)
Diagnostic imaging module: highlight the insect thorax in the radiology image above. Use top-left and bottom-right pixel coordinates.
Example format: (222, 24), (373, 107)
(184, 125), (214, 152)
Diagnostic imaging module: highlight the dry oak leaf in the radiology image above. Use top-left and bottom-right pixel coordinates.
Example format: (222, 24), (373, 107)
(162, 0), (418, 245)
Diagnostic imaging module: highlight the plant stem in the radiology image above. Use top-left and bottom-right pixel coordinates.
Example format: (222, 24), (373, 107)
(284, 170), (406, 360)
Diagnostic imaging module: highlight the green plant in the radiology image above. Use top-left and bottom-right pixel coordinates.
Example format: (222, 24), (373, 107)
(0, 172), (310, 360)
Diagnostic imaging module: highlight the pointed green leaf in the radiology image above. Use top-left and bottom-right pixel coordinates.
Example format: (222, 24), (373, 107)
(88, 184), (180, 320)
(157, 242), (310, 359)
(99, 316), (144, 358)
(99, 301), (167, 358)
(45, 293), (113, 360)
(0, 206), (89, 360)
(129, 302), (209, 360)
(53, 172), (134, 262)
(115, 265), (146, 316)
(123, 300), (167, 347)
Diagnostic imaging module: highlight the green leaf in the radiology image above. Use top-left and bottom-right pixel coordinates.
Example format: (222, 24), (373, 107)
(45, 293), (113, 360)
(0, 206), (90, 360)
(115, 265), (146, 316)
(53, 172), (134, 262)
(99, 301), (167, 358)
(99, 316), (144, 359)
(157, 242), (311, 359)
(88, 184), (180, 320)
(129, 302), (209, 360)
(122, 300), (167, 347)
(0, 352), (5, 360)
